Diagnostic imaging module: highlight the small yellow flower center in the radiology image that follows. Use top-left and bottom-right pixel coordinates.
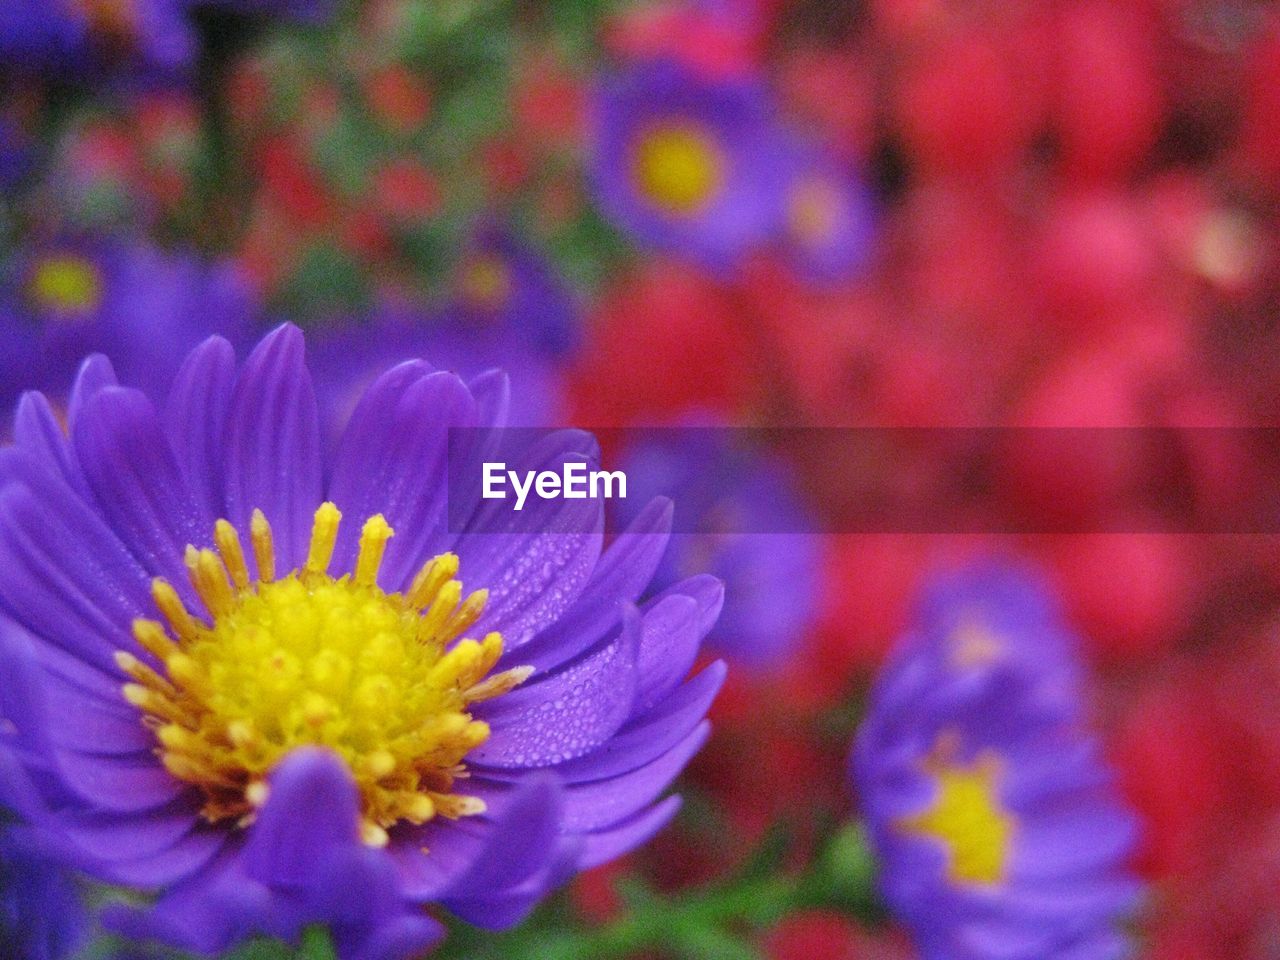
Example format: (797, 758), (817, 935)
(948, 615), (1005, 669)
(631, 123), (725, 216)
(74, 0), (137, 37)
(898, 735), (1014, 886)
(117, 503), (531, 848)
(787, 176), (842, 247)
(458, 255), (512, 312)
(28, 256), (103, 315)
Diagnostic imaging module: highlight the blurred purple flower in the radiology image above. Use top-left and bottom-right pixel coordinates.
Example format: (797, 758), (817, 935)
(0, 324), (723, 958)
(0, 114), (35, 191)
(0, 238), (256, 416)
(853, 561), (1140, 960)
(450, 223), (581, 359)
(774, 138), (876, 281)
(618, 428), (821, 669)
(0, 825), (88, 960)
(590, 58), (781, 270)
(0, 0), (195, 77)
(0, 0), (330, 78)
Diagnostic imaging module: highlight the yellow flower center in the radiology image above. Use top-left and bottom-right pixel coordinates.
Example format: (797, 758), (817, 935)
(458, 255), (512, 312)
(898, 735), (1014, 886)
(631, 123), (725, 216)
(787, 176), (842, 247)
(948, 615), (1005, 669)
(28, 256), (103, 315)
(75, 0), (136, 37)
(117, 503), (531, 848)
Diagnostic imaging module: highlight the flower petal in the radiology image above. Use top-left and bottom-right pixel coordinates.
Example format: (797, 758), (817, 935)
(224, 324), (322, 574)
(72, 386), (210, 592)
(472, 607), (640, 768)
(327, 366), (476, 589)
(165, 336), (237, 522)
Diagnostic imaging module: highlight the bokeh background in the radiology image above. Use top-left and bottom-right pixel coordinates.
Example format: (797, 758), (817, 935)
(3, 0), (1280, 957)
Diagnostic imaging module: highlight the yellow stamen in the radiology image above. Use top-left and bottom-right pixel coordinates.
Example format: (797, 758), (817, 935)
(354, 514), (393, 587)
(117, 505), (527, 845)
(186, 547), (235, 617)
(250, 509), (275, 583)
(214, 519), (251, 590)
(151, 579), (198, 642)
(304, 502), (342, 577)
(406, 552), (459, 610)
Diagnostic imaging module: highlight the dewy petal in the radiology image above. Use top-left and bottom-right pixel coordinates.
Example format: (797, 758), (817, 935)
(165, 336), (237, 522)
(553, 662), (726, 782)
(72, 386), (211, 593)
(224, 324), (322, 575)
(456, 429), (604, 647)
(0, 481), (149, 674)
(472, 606), (640, 768)
(633, 591), (710, 714)
(328, 367), (476, 589)
(505, 497), (673, 673)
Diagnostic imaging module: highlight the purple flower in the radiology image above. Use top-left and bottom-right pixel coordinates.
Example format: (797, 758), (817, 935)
(0, 825), (88, 960)
(449, 224), (581, 359)
(0, 324), (724, 959)
(0, 114), (35, 191)
(0, 0), (196, 77)
(0, 238), (255, 415)
(617, 428), (821, 669)
(0, 2), (89, 71)
(590, 59), (781, 270)
(773, 138), (876, 282)
(0, 0), (330, 78)
(853, 561), (1140, 960)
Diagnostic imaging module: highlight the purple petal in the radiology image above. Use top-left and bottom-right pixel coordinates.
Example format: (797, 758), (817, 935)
(436, 774), (564, 923)
(0, 482), (149, 674)
(224, 325), (322, 575)
(72, 387), (210, 591)
(633, 593), (703, 714)
(456, 430), (605, 647)
(553, 662), (725, 781)
(327, 367), (476, 589)
(388, 774), (563, 903)
(504, 497), (672, 672)
(560, 723), (708, 832)
(165, 336), (237, 521)
(66, 354), (117, 433)
(472, 607), (640, 768)
(12, 392), (83, 493)
(579, 795), (682, 870)
(242, 747), (361, 886)
(51, 748), (186, 814)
